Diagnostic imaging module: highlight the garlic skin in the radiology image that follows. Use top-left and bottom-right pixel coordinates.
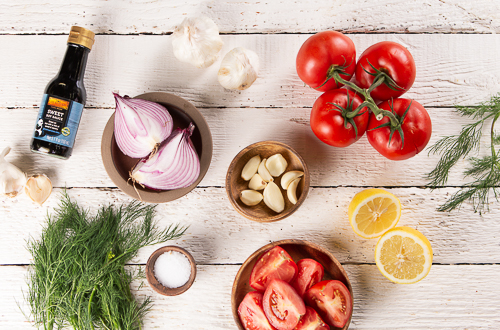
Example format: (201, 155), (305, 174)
(0, 147), (27, 198)
(25, 174), (52, 206)
(218, 47), (259, 90)
(172, 16), (224, 68)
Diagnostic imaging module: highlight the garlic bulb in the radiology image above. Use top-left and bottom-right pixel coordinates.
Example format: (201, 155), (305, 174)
(25, 174), (52, 205)
(171, 16), (224, 68)
(0, 147), (27, 198)
(218, 47), (260, 90)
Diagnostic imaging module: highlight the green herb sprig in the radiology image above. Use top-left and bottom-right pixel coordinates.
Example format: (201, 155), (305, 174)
(25, 193), (186, 330)
(426, 94), (500, 213)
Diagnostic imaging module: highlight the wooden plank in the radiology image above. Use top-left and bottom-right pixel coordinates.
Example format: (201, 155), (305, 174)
(2, 187), (499, 265)
(0, 107), (487, 188)
(5, 264), (500, 329)
(0, 0), (499, 34)
(0, 34), (500, 109)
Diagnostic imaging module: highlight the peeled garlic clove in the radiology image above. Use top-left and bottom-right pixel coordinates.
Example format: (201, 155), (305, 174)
(25, 174), (52, 206)
(258, 158), (274, 182)
(218, 47), (260, 90)
(241, 155), (261, 181)
(266, 154), (288, 177)
(241, 190), (263, 206)
(249, 174), (267, 190)
(172, 16), (224, 68)
(281, 171), (304, 190)
(263, 181), (285, 213)
(287, 177), (301, 205)
(0, 147), (26, 198)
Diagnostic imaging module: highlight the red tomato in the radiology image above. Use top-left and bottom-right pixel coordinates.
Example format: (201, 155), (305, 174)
(304, 280), (352, 328)
(355, 41), (416, 101)
(238, 291), (277, 330)
(296, 31), (356, 92)
(263, 279), (306, 330)
(250, 246), (298, 292)
(295, 307), (330, 330)
(367, 98), (432, 161)
(291, 259), (325, 298)
(310, 89), (369, 147)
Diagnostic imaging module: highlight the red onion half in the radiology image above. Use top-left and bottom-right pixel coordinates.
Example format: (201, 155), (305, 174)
(113, 93), (173, 158)
(130, 123), (200, 190)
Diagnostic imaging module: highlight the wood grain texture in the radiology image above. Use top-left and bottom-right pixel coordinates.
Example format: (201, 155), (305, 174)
(1, 34), (500, 109)
(2, 187), (499, 266)
(0, 0), (499, 34)
(6, 264), (500, 329)
(0, 107), (488, 188)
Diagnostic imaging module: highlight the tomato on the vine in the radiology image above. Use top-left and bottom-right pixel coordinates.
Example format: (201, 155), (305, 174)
(296, 31), (356, 92)
(367, 98), (432, 161)
(249, 246), (298, 292)
(355, 41), (416, 101)
(263, 279), (306, 330)
(310, 89), (369, 147)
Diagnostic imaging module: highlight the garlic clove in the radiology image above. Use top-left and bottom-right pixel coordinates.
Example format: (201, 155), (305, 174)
(241, 190), (263, 206)
(172, 16), (224, 68)
(241, 155), (261, 181)
(218, 47), (260, 90)
(263, 181), (285, 213)
(248, 174), (267, 191)
(266, 154), (288, 177)
(25, 174), (52, 206)
(281, 171), (304, 190)
(287, 177), (301, 205)
(258, 158), (274, 182)
(0, 147), (27, 198)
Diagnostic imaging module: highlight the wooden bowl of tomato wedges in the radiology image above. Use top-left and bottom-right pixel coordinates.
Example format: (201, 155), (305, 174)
(232, 239), (353, 330)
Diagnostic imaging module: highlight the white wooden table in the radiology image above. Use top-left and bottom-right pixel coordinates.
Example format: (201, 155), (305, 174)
(2, 1), (500, 328)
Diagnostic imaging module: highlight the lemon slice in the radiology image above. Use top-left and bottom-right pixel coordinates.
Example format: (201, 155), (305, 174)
(375, 226), (433, 284)
(348, 188), (401, 239)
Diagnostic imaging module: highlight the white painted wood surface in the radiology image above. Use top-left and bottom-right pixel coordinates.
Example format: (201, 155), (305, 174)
(1, 1), (500, 329)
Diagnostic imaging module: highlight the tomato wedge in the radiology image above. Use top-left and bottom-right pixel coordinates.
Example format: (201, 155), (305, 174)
(250, 246), (298, 292)
(263, 279), (306, 330)
(291, 259), (324, 298)
(238, 291), (276, 330)
(295, 307), (330, 330)
(304, 280), (352, 328)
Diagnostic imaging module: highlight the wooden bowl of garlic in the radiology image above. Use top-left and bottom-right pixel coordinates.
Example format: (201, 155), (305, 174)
(101, 92), (213, 203)
(225, 141), (310, 222)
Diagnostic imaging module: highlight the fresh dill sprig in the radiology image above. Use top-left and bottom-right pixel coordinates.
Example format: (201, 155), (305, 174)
(25, 192), (187, 330)
(426, 94), (500, 213)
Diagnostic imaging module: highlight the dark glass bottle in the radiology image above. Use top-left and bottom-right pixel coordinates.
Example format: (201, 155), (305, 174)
(30, 26), (95, 159)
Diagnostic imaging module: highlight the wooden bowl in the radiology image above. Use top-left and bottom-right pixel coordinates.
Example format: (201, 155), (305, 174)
(101, 92), (213, 203)
(225, 141), (310, 222)
(231, 239), (353, 330)
(145, 245), (197, 296)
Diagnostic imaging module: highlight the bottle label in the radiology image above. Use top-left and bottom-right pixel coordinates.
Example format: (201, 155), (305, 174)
(32, 94), (84, 148)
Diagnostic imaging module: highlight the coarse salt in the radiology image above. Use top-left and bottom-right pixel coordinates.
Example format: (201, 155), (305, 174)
(154, 250), (192, 288)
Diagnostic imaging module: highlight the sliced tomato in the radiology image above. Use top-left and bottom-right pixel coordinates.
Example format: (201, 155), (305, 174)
(238, 291), (276, 330)
(291, 259), (325, 298)
(263, 279), (306, 330)
(295, 307), (330, 330)
(250, 246), (298, 292)
(304, 280), (352, 328)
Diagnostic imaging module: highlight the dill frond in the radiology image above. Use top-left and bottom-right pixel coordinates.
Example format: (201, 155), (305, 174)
(426, 93), (500, 213)
(25, 192), (186, 330)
